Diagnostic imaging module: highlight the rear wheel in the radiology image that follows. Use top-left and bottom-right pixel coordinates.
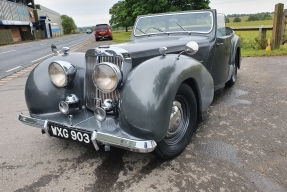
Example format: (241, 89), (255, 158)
(96, 38), (99, 41)
(225, 52), (239, 86)
(153, 84), (197, 160)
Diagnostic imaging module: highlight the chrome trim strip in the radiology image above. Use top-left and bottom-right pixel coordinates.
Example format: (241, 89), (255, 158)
(18, 113), (157, 153)
(95, 132), (157, 153)
(43, 120), (51, 137)
(18, 113), (46, 129)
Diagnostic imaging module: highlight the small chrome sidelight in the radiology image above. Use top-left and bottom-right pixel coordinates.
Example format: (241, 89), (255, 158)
(102, 99), (116, 111)
(94, 98), (106, 122)
(62, 47), (70, 55)
(159, 47), (168, 56)
(59, 94), (82, 115)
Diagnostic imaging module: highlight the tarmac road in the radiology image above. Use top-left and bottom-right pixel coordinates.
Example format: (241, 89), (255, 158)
(0, 33), (94, 79)
(0, 40), (286, 192)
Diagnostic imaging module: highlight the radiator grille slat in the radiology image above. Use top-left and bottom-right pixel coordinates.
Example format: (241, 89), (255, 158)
(86, 55), (123, 110)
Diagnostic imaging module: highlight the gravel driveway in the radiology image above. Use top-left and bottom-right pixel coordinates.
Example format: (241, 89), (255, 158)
(0, 40), (286, 192)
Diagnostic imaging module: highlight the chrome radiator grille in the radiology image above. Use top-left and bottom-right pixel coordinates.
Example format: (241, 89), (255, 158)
(86, 55), (123, 111)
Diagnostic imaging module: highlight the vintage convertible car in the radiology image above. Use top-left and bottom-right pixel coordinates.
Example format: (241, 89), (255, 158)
(19, 9), (240, 160)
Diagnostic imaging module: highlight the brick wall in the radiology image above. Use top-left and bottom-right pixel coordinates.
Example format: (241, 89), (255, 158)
(10, 26), (21, 42)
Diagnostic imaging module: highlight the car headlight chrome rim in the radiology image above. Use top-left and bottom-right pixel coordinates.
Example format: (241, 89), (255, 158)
(48, 61), (76, 87)
(92, 62), (122, 93)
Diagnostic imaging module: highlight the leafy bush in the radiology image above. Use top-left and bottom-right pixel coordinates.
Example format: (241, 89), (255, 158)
(246, 13), (272, 21)
(226, 17), (230, 23)
(252, 37), (268, 50)
(261, 14), (272, 20)
(233, 17), (241, 22)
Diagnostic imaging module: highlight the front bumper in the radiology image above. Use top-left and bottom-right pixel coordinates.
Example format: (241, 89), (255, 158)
(19, 113), (157, 153)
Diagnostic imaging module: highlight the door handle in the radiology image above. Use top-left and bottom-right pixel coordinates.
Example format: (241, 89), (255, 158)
(216, 43), (223, 46)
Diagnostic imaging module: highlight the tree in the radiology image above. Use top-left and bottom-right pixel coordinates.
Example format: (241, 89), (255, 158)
(226, 17), (230, 23)
(233, 17), (241, 22)
(61, 15), (77, 34)
(109, 1), (133, 32)
(261, 14), (272, 20)
(109, 0), (210, 31)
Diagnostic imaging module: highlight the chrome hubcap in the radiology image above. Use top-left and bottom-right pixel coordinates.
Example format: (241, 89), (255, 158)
(167, 101), (182, 138)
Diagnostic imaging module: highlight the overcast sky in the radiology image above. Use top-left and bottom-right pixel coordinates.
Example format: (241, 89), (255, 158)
(35, 0), (284, 27)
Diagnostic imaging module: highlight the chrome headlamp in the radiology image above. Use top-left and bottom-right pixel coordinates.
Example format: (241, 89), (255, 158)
(48, 61), (77, 87)
(92, 62), (122, 93)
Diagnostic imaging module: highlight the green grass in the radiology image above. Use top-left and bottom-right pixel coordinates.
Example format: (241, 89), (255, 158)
(236, 30), (287, 57)
(112, 31), (132, 43)
(113, 30), (287, 57)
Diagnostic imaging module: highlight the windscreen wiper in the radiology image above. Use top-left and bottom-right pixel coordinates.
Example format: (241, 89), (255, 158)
(136, 28), (146, 35)
(152, 27), (165, 32)
(176, 23), (188, 32)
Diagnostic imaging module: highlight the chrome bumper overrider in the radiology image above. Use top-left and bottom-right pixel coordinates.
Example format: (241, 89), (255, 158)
(18, 113), (157, 153)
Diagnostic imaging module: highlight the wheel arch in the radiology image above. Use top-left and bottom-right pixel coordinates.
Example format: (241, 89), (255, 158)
(25, 53), (86, 115)
(182, 78), (202, 122)
(118, 54), (214, 141)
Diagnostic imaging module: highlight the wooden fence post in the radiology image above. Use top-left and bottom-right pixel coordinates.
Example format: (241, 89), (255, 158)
(282, 9), (287, 44)
(259, 26), (267, 42)
(271, 3), (284, 49)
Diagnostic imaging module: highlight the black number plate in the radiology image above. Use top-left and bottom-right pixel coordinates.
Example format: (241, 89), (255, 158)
(48, 123), (92, 144)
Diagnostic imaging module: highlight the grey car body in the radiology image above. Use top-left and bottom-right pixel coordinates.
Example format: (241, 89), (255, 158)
(19, 9), (240, 159)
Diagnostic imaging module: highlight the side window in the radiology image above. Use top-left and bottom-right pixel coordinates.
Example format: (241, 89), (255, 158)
(217, 14), (226, 37)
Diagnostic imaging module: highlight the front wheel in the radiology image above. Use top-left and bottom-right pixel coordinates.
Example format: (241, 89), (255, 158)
(153, 84), (197, 160)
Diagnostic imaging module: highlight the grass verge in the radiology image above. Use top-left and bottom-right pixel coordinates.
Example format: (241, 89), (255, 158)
(112, 31), (132, 43)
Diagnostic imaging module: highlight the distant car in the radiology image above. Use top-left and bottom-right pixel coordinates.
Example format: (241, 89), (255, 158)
(86, 29), (92, 34)
(19, 10), (240, 160)
(94, 24), (113, 41)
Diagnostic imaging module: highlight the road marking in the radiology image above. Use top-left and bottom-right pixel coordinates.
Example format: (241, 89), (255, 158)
(31, 53), (53, 63)
(40, 43), (47, 46)
(5, 66), (21, 72)
(70, 42), (83, 47)
(0, 50), (16, 55)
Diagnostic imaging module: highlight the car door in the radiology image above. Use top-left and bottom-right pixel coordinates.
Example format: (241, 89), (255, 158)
(211, 14), (232, 87)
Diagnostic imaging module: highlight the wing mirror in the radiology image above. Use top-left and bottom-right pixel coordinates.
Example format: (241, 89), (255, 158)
(51, 44), (59, 55)
(176, 41), (198, 60)
(185, 41), (198, 55)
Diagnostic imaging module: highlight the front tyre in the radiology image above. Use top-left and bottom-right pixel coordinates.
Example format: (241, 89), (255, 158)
(153, 84), (197, 160)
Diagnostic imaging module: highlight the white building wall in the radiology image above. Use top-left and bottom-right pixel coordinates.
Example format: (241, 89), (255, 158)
(35, 4), (63, 36)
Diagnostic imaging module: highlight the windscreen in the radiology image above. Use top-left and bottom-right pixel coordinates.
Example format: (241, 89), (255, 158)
(134, 11), (213, 36)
